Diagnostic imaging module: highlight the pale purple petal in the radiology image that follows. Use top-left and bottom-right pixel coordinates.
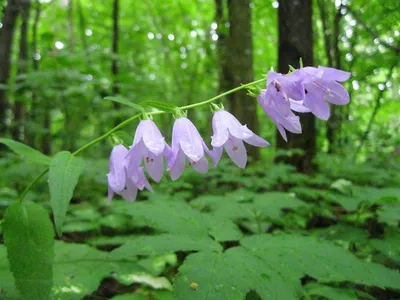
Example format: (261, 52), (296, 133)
(133, 120), (165, 156)
(276, 123), (288, 142)
(169, 148), (186, 181)
(173, 118), (204, 162)
(108, 145), (128, 193)
(213, 110), (254, 141)
(244, 134), (270, 147)
(289, 100), (311, 113)
(320, 79), (350, 105)
(145, 152), (164, 182)
(211, 127), (229, 148)
(191, 156), (209, 173)
(224, 137), (247, 168)
(209, 146), (223, 168)
(107, 185), (115, 204)
(119, 178), (138, 202)
(126, 140), (147, 177)
(319, 66), (351, 82)
(304, 93), (330, 120)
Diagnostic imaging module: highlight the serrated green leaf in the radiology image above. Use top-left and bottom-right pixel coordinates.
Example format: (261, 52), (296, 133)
(49, 151), (85, 235)
(115, 200), (242, 242)
(3, 202), (54, 300)
(104, 96), (144, 111)
(140, 100), (177, 112)
(112, 234), (222, 259)
(241, 234), (400, 289)
(0, 138), (51, 165)
(303, 283), (370, 300)
(173, 247), (300, 300)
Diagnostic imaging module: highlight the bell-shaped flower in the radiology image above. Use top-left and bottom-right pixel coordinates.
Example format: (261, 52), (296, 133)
(211, 110), (269, 168)
(126, 119), (168, 182)
(107, 145), (152, 203)
(257, 87), (302, 142)
(297, 66), (351, 120)
(167, 117), (212, 180)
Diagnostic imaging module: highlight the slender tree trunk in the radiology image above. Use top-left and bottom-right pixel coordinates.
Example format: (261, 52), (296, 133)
(27, 0), (41, 147)
(275, 0), (316, 173)
(12, 0), (31, 143)
(111, 0), (120, 125)
(326, 3), (343, 153)
(226, 0), (260, 161)
(0, 0), (19, 147)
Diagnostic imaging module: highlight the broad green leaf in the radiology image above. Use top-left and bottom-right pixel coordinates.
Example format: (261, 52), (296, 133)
(3, 202), (54, 300)
(140, 100), (177, 112)
(49, 151), (85, 235)
(370, 229), (400, 263)
(112, 234), (222, 259)
(303, 283), (373, 300)
(313, 224), (369, 244)
(173, 247), (300, 300)
(378, 202), (400, 223)
(114, 200), (242, 242)
(241, 234), (400, 289)
(0, 241), (165, 300)
(104, 96), (144, 111)
(0, 138), (51, 165)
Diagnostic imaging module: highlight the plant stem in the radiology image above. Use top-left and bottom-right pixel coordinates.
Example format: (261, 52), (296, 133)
(19, 77), (266, 201)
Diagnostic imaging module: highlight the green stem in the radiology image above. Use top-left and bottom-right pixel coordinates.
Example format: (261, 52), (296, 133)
(19, 77), (266, 202)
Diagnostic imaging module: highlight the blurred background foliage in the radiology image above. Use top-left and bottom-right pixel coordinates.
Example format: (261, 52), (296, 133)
(0, 0), (399, 299)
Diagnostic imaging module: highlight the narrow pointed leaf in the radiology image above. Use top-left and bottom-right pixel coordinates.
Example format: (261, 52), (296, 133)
(0, 138), (51, 165)
(104, 96), (144, 112)
(140, 100), (177, 112)
(3, 202), (54, 300)
(49, 151), (85, 235)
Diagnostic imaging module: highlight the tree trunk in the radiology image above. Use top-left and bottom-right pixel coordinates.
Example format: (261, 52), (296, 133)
(12, 0), (31, 143)
(0, 0), (19, 148)
(111, 0), (120, 125)
(226, 0), (260, 161)
(275, 0), (316, 173)
(326, 3), (343, 153)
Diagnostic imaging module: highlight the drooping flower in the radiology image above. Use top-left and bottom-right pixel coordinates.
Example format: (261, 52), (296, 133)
(126, 119), (169, 182)
(167, 117), (212, 180)
(210, 110), (270, 168)
(297, 66), (351, 120)
(107, 144), (152, 203)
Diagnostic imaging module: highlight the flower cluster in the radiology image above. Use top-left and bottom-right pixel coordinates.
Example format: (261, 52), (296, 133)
(107, 66), (350, 202)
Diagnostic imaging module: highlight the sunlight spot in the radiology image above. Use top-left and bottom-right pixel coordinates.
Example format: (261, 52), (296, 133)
(58, 286), (82, 294)
(211, 22), (217, 30)
(398, 89), (400, 96)
(395, 30), (400, 37)
(85, 29), (92, 36)
(191, 20), (198, 26)
(378, 84), (385, 91)
(181, 62), (187, 69)
(168, 34), (175, 41)
(345, 53), (353, 61)
(187, 44), (193, 50)
(85, 74), (93, 81)
(180, 46), (186, 53)
(180, 53), (187, 59)
(345, 29), (353, 38)
(0, 23), (3, 29)
(352, 80), (359, 90)
(190, 30), (197, 38)
(55, 41), (64, 49)
(373, 38), (380, 45)
(156, 33), (162, 39)
(147, 32), (155, 40)
(149, 74), (156, 80)
(249, 2), (254, 8)
(386, 81), (392, 88)
(387, 37), (394, 44)
(225, 21), (230, 28)
(272, 1), (279, 8)
(133, 25), (140, 31)
(212, 33), (218, 41)
(33, 53), (41, 60)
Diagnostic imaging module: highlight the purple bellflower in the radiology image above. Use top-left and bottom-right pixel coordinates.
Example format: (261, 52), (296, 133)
(107, 144), (152, 203)
(167, 117), (212, 181)
(257, 71), (306, 142)
(298, 66), (351, 120)
(211, 110), (270, 168)
(126, 119), (169, 182)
